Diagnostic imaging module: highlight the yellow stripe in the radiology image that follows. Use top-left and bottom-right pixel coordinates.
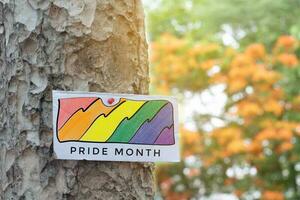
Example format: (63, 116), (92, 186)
(80, 100), (146, 142)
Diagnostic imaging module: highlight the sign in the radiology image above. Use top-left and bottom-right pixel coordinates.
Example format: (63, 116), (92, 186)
(52, 90), (180, 162)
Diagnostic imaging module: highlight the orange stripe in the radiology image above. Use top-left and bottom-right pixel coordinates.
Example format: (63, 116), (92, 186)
(58, 98), (125, 141)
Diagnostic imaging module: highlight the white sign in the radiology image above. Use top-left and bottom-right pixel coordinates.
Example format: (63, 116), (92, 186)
(52, 90), (180, 162)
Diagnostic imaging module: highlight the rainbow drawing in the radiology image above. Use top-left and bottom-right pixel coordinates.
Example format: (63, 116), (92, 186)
(56, 97), (175, 145)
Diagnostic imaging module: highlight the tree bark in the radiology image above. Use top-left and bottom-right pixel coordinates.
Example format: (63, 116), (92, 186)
(0, 0), (153, 199)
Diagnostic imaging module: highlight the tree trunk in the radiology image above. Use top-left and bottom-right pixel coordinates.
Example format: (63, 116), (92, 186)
(0, 0), (154, 199)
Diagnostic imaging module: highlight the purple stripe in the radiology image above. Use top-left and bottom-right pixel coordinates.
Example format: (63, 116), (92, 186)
(154, 126), (174, 145)
(129, 103), (173, 144)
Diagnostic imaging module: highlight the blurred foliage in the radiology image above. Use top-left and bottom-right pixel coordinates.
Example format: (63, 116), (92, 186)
(147, 1), (300, 199)
(146, 0), (300, 47)
(152, 32), (300, 199)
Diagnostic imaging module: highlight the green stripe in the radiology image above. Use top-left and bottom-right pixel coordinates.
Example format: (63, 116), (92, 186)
(107, 100), (168, 143)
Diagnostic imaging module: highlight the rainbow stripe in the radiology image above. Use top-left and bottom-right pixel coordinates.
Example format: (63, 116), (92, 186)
(56, 97), (175, 145)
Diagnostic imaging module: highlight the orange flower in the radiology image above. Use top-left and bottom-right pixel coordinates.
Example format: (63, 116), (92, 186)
(277, 128), (293, 141)
(247, 141), (263, 154)
(275, 121), (298, 130)
(262, 190), (284, 200)
(186, 168), (200, 177)
(159, 33), (187, 52)
(229, 64), (256, 79)
(263, 99), (283, 116)
(156, 82), (170, 94)
(224, 178), (235, 186)
(165, 192), (190, 200)
(276, 35), (296, 50)
(277, 53), (299, 67)
(237, 101), (263, 117)
(256, 126), (293, 142)
(253, 83), (273, 93)
(295, 124), (300, 136)
(252, 65), (281, 84)
(160, 178), (173, 192)
(181, 127), (202, 157)
(234, 190), (243, 198)
(201, 59), (216, 70)
(277, 142), (293, 153)
(227, 140), (246, 155)
(231, 54), (253, 68)
(201, 43), (220, 55)
(181, 128), (201, 144)
(211, 127), (247, 156)
(188, 43), (220, 56)
(256, 128), (277, 141)
(212, 127), (242, 146)
(210, 73), (227, 84)
(228, 78), (247, 93)
(272, 88), (284, 99)
(246, 43), (266, 59)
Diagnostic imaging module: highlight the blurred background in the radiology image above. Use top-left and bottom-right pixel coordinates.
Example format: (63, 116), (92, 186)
(142, 0), (300, 199)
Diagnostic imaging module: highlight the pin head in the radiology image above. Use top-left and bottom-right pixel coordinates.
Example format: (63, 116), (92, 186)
(107, 98), (115, 105)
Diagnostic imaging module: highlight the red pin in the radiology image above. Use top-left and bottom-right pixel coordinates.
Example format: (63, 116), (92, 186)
(108, 98), (115, 105)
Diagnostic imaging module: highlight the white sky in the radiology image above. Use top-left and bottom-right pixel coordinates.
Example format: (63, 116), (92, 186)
(182, 85), (227, 132)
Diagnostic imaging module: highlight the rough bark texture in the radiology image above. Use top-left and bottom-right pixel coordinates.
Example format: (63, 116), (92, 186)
(0, 0), (154, 199)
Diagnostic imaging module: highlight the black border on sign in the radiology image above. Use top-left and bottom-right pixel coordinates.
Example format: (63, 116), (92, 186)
(56, 98), (175, 146)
